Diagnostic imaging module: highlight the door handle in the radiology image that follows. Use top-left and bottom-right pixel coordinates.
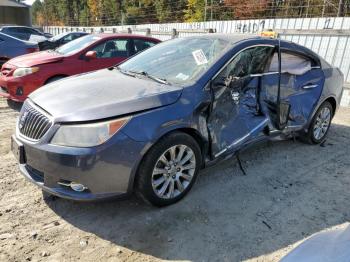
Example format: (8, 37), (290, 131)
(302, 84), (318, 89)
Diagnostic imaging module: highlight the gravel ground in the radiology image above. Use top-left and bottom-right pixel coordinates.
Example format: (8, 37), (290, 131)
(0, 96), (350, 262)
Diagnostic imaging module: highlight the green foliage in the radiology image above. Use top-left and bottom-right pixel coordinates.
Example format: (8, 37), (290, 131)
(184, 0), (205, 22)
(31, 0), (350, 26)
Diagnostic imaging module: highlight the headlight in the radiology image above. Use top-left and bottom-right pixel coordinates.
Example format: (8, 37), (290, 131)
(51, 117), (131, 147)
(13, 67), (39, 78)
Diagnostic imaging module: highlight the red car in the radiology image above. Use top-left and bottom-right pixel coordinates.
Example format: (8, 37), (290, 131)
(0, 34), (160, 102)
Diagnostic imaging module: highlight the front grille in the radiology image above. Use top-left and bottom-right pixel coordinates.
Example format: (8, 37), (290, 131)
(19, 102), (52, 140)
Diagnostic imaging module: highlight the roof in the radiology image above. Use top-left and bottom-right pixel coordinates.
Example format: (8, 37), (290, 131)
(0, 0), (29, 8)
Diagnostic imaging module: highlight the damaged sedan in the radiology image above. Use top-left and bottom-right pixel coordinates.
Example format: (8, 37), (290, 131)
(11, 34), (344, 206)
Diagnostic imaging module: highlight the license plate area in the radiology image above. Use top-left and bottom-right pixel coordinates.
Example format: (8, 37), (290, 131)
(11, 135), (26, 164)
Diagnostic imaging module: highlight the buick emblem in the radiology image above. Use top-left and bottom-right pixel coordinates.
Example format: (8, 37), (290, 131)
(19, 111), (29, 129)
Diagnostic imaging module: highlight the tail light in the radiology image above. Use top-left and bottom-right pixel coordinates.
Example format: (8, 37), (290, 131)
(26, 47), (39, 53)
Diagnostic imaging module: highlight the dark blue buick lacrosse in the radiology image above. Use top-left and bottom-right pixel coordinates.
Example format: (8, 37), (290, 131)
(11, 34), (344, 206)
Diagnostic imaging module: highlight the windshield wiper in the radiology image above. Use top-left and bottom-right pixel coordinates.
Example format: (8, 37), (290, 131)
(113, 68), (169, 85)
(130, 70), (169, 85)
(115, 67), (136, 77)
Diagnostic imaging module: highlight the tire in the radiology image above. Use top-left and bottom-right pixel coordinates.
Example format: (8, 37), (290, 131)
(300, 101), (333, 144)
(136, 132), (202, 207)
(6, 99), (23, 111)
(45, 76), (66, 85)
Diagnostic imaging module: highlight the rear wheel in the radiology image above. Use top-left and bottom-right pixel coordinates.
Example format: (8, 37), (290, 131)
(136, 132), (202, 206)
(301, 101), (333, 144)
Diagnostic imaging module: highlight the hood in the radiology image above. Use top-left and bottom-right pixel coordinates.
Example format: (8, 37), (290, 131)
(9, 51), (64, 67)
(29, 69), (183, 122)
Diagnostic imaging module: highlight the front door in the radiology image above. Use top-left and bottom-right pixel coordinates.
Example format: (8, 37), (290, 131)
(208, 45), (276, 158)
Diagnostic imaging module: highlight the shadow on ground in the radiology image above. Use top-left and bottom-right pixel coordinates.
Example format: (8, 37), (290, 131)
(6, 100), (23, 112)
(45, 123), (350, 261)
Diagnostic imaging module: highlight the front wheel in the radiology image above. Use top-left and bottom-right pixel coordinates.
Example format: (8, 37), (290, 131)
(136, 132), (202, 207)
(301, 101), (333, 144)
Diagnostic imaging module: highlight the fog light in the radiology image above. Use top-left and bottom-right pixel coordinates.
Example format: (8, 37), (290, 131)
(70, 182), (87, 192)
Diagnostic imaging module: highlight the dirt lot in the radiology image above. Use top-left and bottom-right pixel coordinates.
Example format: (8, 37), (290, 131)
(0, 96), (350, 262)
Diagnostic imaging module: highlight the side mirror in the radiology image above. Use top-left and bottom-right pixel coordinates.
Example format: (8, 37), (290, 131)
(85, 51), (97, 60)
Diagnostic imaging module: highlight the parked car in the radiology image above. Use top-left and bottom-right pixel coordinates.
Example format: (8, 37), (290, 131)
(11, 35), (343, 206)
(38, 32), (89, 51)
(0, 34), (160, 102)
(0, 32), (38, 67)
(0, 26), (51, 42)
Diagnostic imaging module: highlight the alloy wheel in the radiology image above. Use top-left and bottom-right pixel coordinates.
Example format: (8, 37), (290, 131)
(313, 107), (331, 140)
(151, 145), (196, 199)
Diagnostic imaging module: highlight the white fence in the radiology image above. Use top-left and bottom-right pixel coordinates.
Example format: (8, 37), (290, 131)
(44, 17), (350, 84)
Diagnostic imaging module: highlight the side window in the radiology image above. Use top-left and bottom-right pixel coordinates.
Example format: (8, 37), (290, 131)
(134, 39), (156, 54)
(90, 39), (129, 58)
(218, 46), (274, 81)
(62, 34), (74, 43)
(28, 28), (41, 35)
(71, 34), (82, 40)
(18, 28), (31, 34)
(269, 52), (312, 75)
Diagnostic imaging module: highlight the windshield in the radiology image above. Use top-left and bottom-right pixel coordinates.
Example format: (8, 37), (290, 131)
(56, 35), (101, 56)
(119, 37), (230, 85)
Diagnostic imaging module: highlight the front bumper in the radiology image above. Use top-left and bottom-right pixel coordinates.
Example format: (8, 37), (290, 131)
(14, 132), (147, 201)
(0, 75), (42, 102)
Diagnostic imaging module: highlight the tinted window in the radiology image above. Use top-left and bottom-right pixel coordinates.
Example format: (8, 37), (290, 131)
(17, 28), (32, 34)
(269, 52), (312, 75)
(25, 28), (41, 35)
(133, 39), (156, 54)
(62, 34), (74, 42)
(91, 39), (130, 58)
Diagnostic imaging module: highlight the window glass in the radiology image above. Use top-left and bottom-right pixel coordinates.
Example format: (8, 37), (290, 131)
(17, 28), (31, 34)
(71, 34), (82, 40)
(91, 39), (129, 58)
(269, 52), (311, 75)
(62, 34), (74, 42)
(50, 32), (68, 41)
(56, 35), (101, 55)
(133, 39), (156, 54)
(218, 46), (274, 80)
(28, 28), (41, 35)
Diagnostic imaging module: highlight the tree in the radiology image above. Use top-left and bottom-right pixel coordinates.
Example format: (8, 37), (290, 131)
(223, 0), (269, 19)
(184, 0), (205, 22)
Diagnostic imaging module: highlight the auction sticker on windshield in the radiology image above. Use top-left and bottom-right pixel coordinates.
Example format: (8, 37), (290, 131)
(192, 49), (208, 65)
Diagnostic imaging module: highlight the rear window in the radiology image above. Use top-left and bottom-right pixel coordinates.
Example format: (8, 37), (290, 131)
(134, 39), (157, 53)
(269, 52), (312, 75)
